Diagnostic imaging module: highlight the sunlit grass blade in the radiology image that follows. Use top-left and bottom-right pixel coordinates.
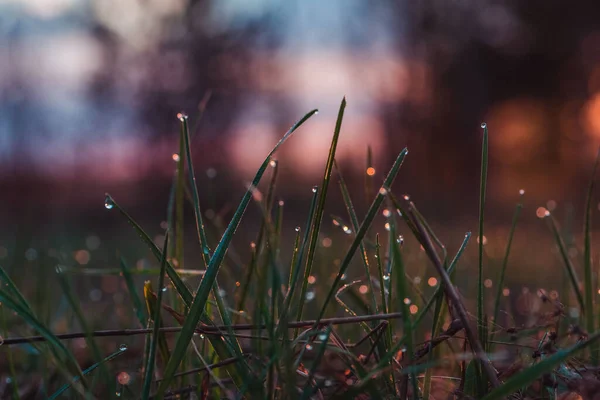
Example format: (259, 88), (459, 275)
(296, 98), (346, 324)
(334, 159), (378, 312)
(142, 233), (169, 399)
(156, 109), (318, 397)
(119, 255), (148, 326)
(478, 122), (488, 352)
(316, 147), (408, 321)
(482, 329), (600, 400)
(490, 190), (524, 345)
(585, 148), (600, 364)
(544, 213), (585, 312)
(48, 346), (127, 400)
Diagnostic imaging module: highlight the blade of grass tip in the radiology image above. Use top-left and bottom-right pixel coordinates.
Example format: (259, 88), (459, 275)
(296, 98), (346, 325)
(482, 329), (600, 400)
(544, 212), (585, 312)
(142, 233), (169, 399)
(478, 122), (489, 353)
(156, 109), (318, 397)
(390, 220), (418, 399)
(280, 186), (319, 338)
(490, 190), (524, 346)
(119, 255), (148, 327)
(316, 147), (409, 322)
(408, 207), (501, 389)
(334, 159), (378, 313)
(55, 269), (111, 388)
(585, 148), (600, 364)
(48, 346), (127, 400)
(300, 326), (333, 400)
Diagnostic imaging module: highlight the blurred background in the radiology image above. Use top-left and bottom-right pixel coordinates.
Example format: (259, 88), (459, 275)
(2, 0), (600, 299)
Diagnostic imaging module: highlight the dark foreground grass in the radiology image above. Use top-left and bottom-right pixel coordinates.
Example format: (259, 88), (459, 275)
(2, 98), (600, 399)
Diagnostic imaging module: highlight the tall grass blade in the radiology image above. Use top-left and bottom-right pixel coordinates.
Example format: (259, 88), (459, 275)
(297, 98), (346, 324)
(48, 346), (127, 400)
(142, 233), (169, 399)
(334, 159), (378, 312)
(482, 330), (600, 400)
(478, 122), (488, 350)
(156, 109), (318, 397)
(545, 214), (585, 312)
(490, 190), (524, 345)
(316, 148), (408, 321)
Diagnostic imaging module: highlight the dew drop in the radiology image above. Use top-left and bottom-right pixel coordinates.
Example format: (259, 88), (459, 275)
(314, 110), (319, 115)
(384, 222), (390, 231)
(382, 209), (391, 218)
(480, 122), (487, 129)
(396, 235), (404, 245)
(312, 186), (318, 193)
(269, 160), (277, 168)
(342, 226), (352, 234)
(378, 187), (388, 195)
(172, 153), (180, 162)
(177, 112), (188, 121)
(403, 194), (410, 201)
(295, 226), (301, 232)
(119, 344), (128, 351)
(104, 194), (114, 210)
(383, 274), (390, 281)
(115, 392), (122, 397)
(305, 344), (313, 351)
(317, 333), (327, 341)
(161, 287), (167, 292)
(305, 291), (315, 301)
(519, 189), (525, 196)
(278, 200), (285, 207)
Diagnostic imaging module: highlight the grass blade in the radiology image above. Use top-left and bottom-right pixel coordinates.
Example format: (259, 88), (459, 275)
(119, 255), (148, 326)
(156, 109), (318, 397)
(490, 190), (524, 345)
(48, 346), (127, 400)
(296, 98), (346, 324)
(477, 122), (488, 351)
(316, 147), (409, 321)
(142, 233), (169, 399)
(544, 213), (585, 312)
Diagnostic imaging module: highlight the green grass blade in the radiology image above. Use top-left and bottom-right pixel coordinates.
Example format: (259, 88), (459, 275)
(482, 330), (600, 400)
(296, 98), (346, 324)
(0, 266), (33, 313)
(156, 109), (318, 397)
(119, 255), (148, 326)
(584, 149), (600, 363)
(316, 147), (409, 321)
(334, 159), (378, 312)
(490, 190), (524, 345)
(48, 346), (127, 400)
(478, 122), (488, 351)
(545, 213), (585, 312)
(175, 117), (186, 270)
(142, 233), (169, 399)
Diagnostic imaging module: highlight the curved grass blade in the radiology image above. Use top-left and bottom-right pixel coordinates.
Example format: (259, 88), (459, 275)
(585, 149), (600, 363)
(0, 267), (33, 313)
(316, 147), (409, 321)
(48, 346), (127, 400)
(482, 329), (600, 400)
(297, 98), (346, 324)
(334, 159), (378, 312)
(545, 213), (585, 312)
(156, 109), (318, 397)
(490, 190), (524, 345)
(142, 233), (169, 399)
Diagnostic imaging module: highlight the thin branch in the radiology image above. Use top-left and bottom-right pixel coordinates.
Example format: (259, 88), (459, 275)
(3, 312), (403, 345)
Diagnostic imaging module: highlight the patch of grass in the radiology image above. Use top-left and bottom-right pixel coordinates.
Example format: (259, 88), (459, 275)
(2, 101), (600, 399)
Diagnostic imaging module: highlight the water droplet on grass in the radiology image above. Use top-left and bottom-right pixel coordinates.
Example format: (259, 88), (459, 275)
(403, 194), (410, 201)
(172, 153), (180, 162)
(119, 344), (128, 351)
(342, 226), (351, 234)
(305, 291), (315, 301)
(481, 122), (487, 129)
(519, 189), (525, 196)
(312, 186), (318, 193)
(379, 187), (388, 195)
(269, 160), (277, 168)
(104, 194), (114, 210)
(295, 226), (301, 232)
(177, 112), (188, 121)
